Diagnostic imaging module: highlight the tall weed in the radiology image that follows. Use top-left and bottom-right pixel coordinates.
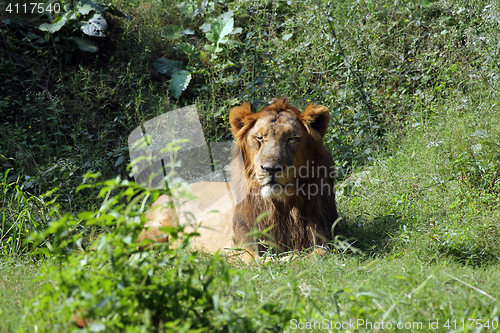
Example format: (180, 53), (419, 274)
(0, 169), (56, 257)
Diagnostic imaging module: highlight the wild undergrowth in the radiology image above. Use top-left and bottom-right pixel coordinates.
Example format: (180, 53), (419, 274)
(1, 0), (500, 331)
(22, 175), (249, 332)
(337, 85), (500, 266)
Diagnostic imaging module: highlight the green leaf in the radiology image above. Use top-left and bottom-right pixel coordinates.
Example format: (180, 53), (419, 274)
(177, 42), (196, 57)
(168, 70), (191, 99)
(282, 33), (293, 41)
(77, 3), (95, 15)
(115, 155), (124, 166)
(205, 31), (216, 43)
(204, 42), (224, 53)
(161, 25), (183, 41)
(204, 44), (216, 52)
(422, 0), (435, 7)
(75, 0), (104, 15)
(204, 17), (234, 59)
(218, 10), (234, 19)
(229, 27), (242, 35)
(180, 28), (194, 35)
(79, 13), (107, 37)
(153, 58), (185, 76)
(105, 4), (130, 19)
(74, 37), (99, 52)
(77, 211), (95, 220)
(211, 17), (233, 41)
(199, 22), (211, 33)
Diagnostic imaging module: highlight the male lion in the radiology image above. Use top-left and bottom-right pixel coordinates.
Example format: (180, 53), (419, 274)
(138, 97), (338, 260)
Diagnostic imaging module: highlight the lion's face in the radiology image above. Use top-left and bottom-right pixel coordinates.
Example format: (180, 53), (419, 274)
(229, 97), (331, 200)
(245, 110), (308, 199)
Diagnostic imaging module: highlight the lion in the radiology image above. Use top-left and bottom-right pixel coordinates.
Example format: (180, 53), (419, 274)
(138, 97), (339, 261)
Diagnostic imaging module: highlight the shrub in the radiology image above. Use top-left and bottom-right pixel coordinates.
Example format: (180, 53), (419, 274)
(23, 173), (295, 332)
(24, 174), (231, 332)
(0, 169), (56, 257)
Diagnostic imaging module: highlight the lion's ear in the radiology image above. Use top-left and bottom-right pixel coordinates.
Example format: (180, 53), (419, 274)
(229, 102), (253, 135)
(303, 104), (330, 138)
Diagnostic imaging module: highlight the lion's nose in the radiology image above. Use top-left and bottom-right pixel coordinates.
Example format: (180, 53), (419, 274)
(261, 165), (283, 176)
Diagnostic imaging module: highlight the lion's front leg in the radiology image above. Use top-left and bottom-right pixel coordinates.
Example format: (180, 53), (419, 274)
(138, 194), (178, 244)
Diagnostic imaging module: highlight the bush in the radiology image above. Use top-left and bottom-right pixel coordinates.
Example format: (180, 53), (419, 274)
(24, 174), (227, 331)
(0, 169), (57, 257)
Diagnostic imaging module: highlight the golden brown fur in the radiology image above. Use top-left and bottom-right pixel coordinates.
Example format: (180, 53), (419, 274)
(230, 97), (338, 254)
(139, 97), (338, 260)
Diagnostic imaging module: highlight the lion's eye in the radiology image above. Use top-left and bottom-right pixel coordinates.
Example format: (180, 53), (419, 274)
(288, 136), (300, 143)
(256, 136), (264, 142)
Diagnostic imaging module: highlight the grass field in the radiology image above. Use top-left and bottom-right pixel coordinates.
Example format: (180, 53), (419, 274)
(0, 260), (40, 332)
(1, 0), (499, 331)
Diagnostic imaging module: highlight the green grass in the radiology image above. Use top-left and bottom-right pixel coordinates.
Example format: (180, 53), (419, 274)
(337, 88), (500, 266)
(1, 0), (500, 330)
(233, 255), (500, 332)
(2, 256), (500, 332)
(2, 255), (500, 332)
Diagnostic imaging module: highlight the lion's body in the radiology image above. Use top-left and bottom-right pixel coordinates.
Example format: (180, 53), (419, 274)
(139, 97), (338, 260)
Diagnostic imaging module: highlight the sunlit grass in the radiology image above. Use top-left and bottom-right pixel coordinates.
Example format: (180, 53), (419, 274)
(0, 260), (40, 333)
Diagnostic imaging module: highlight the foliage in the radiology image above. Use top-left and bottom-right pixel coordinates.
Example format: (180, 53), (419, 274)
(1, 0), (500, 329)
(25, 175), (220, 331)
(2, 0), (499, 195)
(23, 174), (296, 332)
(38, 0), (129, 52)
(144, 0), (500, 169)
(202, 15), (238, 60)
(153, 57), (192, 99)
(21, 170), (499, 331)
